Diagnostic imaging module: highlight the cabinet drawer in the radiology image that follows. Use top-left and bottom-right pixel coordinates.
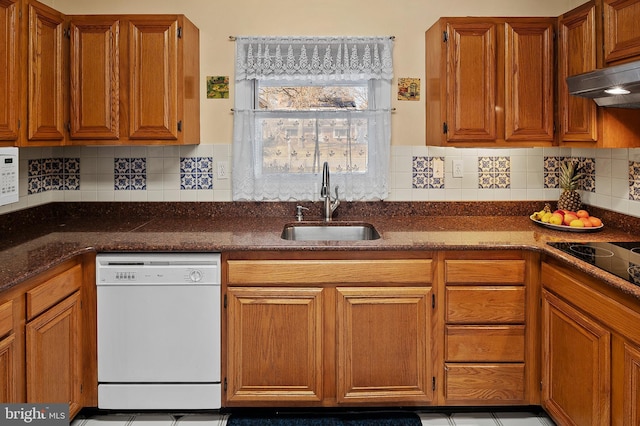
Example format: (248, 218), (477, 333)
(445, 260), (525, 284)
(27, 263), (82, 320)
(227, 259), (432, 285)
(444, 363), (525, 402)
(446, 325), (525, 362)
(0, 300), (13, 338)
(446, 286), (525, 324)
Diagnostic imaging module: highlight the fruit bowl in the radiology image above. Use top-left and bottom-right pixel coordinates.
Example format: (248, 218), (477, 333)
(529, 214), (604, 232)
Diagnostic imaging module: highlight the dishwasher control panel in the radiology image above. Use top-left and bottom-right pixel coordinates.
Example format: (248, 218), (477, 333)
(96, 253), (221, 285)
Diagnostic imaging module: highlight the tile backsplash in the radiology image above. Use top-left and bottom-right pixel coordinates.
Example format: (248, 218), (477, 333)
(5, 145), (640, 219)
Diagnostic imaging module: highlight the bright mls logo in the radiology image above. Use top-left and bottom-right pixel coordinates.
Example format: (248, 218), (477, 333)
(1, 404), (68, 425)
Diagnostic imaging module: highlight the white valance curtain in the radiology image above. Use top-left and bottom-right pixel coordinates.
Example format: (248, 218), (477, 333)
(235, 36), (394, 81)
(232, 36), (394, 202)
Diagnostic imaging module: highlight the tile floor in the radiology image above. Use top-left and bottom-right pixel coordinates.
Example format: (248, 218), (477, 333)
(71, 411), (556, 426)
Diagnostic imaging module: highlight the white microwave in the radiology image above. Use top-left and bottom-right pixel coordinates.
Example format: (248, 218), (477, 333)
(0, 147), (18, 206)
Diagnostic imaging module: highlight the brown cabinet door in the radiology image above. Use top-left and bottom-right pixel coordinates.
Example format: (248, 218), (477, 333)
(226, 287), (324, 404)
(69, 17), (120, 140)
(504, 20), (554, 142)
(445, 21), (497, 142)
(127, 17), (178, 140)
(25, 0), (67, 145)
(26, 291), (82, 417)
(542, 290), (610, 426)
(622, 341), (640, 426)
(335, 286), (433, 404)
(603, 0), (640, 65)
(558, 2), (598, 144)
(0, 0), (19, 144)
(0, 334), (17, 403)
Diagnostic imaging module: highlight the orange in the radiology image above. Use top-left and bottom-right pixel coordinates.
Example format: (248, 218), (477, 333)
(588, 216), (602, 227)
(580, 217), (593, 227)
(576, 209), (589, 218)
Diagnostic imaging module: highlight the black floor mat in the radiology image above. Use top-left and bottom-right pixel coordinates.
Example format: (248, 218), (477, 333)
(227, 411), (422, 426)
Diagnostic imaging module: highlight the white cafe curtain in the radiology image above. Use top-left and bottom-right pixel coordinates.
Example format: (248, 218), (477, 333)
(232, 36), (393, 201)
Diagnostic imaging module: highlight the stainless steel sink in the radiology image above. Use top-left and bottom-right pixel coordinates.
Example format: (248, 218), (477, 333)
(281, 223), (381, 241)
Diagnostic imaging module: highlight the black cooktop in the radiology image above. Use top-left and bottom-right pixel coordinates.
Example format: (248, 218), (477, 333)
(547, 241), (640, 286)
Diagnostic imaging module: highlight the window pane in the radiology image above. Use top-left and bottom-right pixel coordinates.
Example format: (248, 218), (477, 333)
(258, 84), (368, 110)
(259, 114), (368, 174)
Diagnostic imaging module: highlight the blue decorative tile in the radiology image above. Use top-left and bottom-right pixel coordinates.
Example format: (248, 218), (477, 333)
(114, 157), (147, 190)
(64, 175), (80, 190)
(630, 161), (640, 200)
(64, 158), (80, 174)
(180, 156), (214, 190)
(413, 173), (428, 189)
(180, 157), (196, 174)
(477, 156), (511, 189)
(28, 159), (42, 177)
(131, 158), (146, 174)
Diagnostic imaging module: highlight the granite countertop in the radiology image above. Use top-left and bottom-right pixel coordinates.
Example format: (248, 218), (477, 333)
(1, 201), (640, 300)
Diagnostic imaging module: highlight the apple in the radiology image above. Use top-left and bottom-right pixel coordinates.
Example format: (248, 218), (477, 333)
(563, 213), (578, 226)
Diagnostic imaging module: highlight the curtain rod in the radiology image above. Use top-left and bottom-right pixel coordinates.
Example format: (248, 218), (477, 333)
(228, 35), (395, 41)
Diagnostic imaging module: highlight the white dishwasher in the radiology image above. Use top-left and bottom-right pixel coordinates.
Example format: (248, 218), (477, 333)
(96, 253), (221, 410)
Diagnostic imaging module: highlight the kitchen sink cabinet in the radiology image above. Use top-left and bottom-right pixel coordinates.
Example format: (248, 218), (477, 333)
(439, 251), (539, 406)
(226, 286), (325, 404)
(0, 254), (96, 418)
(0, 0), (19, 146)
(223, 252), (435, 407)
(425, 17), (555, 147)
(542, 259), (640, 426)
(69, 15), (200, 145)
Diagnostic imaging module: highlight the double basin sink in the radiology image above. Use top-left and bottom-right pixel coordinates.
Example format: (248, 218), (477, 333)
(281, 222), (380, 241)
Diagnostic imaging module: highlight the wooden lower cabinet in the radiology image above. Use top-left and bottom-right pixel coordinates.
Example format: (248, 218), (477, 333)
(542, 259), (640, 426)
(0, 299), (18, 402)
(542, 290), (610, 426)
(223, 252), (435, 407)
(26, 291), (82, 416)
(336, 286), (433, 404)
(226, 287), (324, 403)
(440, 251), (538, 406)
(0, 254), (95, 419)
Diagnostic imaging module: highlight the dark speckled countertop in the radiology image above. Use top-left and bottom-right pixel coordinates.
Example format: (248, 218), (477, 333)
(1, 201), (640, 300)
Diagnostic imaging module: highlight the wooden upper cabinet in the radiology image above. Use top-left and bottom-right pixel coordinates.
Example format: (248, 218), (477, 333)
(69, 17), (120, 140)
(445, 21), (497, 143)
(557, 1), (598, 145)
(68, 14), (199, 145)
(504, 20), (554, 143)
(602, 0), (640, 65)
(0, 0), (19, 145)
(127, 17), (178, 141)
(24, 0), (67, 145)
(425, 17), (555, 147)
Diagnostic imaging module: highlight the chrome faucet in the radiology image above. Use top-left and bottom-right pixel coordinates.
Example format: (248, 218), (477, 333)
(320, 161), (340, 221)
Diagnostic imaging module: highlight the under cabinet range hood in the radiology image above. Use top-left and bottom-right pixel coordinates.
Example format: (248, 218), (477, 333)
(567, 60), (640, 108)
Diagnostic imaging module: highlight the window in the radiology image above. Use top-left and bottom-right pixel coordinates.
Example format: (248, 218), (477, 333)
(232, 36), (393, 201)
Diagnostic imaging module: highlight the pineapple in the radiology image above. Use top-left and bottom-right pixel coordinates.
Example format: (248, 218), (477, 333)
(557, 160), (584, 212)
